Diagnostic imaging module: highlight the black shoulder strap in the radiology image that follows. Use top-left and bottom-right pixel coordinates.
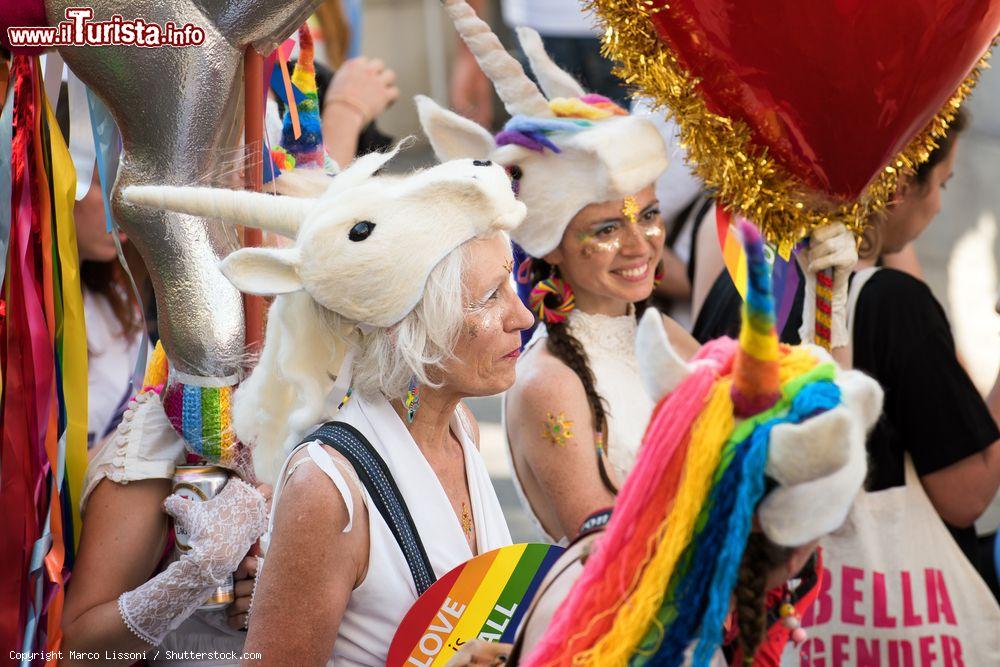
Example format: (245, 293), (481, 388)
(304, 421), (437, 594)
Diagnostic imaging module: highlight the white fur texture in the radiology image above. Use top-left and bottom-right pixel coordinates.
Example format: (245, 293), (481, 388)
(127, 147), (526, 328)
(760, 368), (883, 546)
(133, 146), (526, 485)
(202, 157), (525, 328)
(419, 99), (668, 258)
(418, 7), (669, 259)
(635, 308), (691, 401)
(515, 27), (586, 99)
(235, 243), (472, 485)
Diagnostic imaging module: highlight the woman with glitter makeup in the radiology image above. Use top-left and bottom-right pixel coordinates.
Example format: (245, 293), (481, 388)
(418, 0), (700, 544)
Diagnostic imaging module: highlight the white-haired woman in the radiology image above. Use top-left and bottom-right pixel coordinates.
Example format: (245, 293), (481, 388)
(123, 149), (533, 665)
(418, 0), (700, 545)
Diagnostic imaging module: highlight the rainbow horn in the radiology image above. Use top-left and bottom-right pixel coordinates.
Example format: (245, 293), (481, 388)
(275, 25), (326, 170)
(731, 220), (781, 417)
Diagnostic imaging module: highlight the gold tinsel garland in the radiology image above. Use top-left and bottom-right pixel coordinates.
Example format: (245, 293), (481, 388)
(588, 0), (996, 253)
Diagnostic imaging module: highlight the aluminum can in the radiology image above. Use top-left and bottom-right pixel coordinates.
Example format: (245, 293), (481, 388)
(172, 465), (235, 610)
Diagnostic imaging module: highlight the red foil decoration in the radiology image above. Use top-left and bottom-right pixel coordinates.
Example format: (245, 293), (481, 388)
(649, 0), (1000, 200)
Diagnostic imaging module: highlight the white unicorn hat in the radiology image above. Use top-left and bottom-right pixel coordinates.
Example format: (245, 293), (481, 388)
(125, 145), (527, 483)
(123, 145), (526, 328)
(416, 0), (669, 258)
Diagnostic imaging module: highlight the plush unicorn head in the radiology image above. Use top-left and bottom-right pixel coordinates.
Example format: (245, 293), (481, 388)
(522, 221), (882, 666)
(124, 146), (526, 482)
(415, 0), (668, 258)
(123, 147), (525, 327)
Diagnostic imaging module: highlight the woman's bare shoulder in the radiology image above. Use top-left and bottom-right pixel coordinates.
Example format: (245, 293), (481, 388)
(512, 343), (585, 402)
(509, 345), (590, 427)
(278, 444), (365, 535)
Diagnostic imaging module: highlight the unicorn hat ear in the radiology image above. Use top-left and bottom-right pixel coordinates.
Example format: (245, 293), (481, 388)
(415, 95), (496, 161)
(635, 308), (693, 401)
(320, 140), (407, 199)
(760, 362), (884, 547)
(220, 246), (303, 296)
(441, 0), (552, 117)
(515, 27), (586, 99)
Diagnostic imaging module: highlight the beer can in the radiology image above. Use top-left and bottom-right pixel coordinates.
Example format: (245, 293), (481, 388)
(171, 465), (235, 610)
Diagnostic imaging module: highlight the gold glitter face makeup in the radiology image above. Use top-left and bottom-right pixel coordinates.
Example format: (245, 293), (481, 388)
(622, 195), (640, 225)
(577, 231), (623, 258)
(542, 412), (574, 447)
(504, 258), (514, 274)
(642, 221), (664, 241)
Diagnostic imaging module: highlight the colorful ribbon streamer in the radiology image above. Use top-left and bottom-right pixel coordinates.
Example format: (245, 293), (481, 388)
(1, 53), (87, 659)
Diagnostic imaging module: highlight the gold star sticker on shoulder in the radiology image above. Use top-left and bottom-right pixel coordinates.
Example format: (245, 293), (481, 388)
(503, 258), (514, 274)
(622, 195), (640, 225)
(542, 412), (574, 447)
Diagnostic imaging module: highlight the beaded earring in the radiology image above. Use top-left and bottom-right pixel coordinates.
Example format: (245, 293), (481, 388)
(405, 376), (420, 423)
(779, 580), (808, 646)
(653, 260), (665, 287)
(529, 274), (575, 324)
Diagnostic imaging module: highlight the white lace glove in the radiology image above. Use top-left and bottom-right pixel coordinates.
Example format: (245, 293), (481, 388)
(118, 478), (267, 646)
(797, 223), (858, 349)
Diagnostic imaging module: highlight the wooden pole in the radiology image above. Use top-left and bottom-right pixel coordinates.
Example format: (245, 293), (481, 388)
(243, 47), (265, 352)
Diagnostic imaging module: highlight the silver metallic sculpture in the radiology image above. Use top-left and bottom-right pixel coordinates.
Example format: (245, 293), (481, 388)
(46, 0), (322, 376)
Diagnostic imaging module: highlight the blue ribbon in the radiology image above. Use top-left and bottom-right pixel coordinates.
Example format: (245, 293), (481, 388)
(86, 87), (148, 392)
(85, 88), (118, 233)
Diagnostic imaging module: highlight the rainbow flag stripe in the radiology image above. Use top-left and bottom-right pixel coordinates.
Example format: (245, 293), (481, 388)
(387, 543), (565, 666)
(716, 207), (800, 335)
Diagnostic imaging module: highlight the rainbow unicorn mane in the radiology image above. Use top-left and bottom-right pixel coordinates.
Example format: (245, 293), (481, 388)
(494, 95), (628, 153)
(522, 222), (881, 666)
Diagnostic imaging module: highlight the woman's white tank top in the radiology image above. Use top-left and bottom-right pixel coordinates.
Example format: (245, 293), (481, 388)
(262, 393), (512, 666)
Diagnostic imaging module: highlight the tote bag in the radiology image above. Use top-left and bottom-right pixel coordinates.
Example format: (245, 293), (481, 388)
(783, 268), (1000, 666)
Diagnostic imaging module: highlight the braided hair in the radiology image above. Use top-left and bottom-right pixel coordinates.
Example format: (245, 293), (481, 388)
(529, 257), (614, 482)
(734, 533), (791, 661)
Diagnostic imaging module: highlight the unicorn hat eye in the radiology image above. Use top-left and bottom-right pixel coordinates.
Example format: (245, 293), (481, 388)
(349, 221), (375, 242)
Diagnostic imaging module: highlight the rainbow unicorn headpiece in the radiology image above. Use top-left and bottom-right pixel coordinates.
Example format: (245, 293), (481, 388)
(524, 221), (883, 666)
(269, 25), (339, 177)
(415, 0), (668, 257)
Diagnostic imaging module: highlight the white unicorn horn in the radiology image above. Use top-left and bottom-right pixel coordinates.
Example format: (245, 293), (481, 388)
(122, 185), (313, 239)
(516, 27), (586, 99)
(441, 0), (553, 118)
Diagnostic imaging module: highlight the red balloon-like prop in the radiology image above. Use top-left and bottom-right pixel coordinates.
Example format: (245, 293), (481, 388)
(591, 0), (999, 246)
(651, 0), (1000, 201)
